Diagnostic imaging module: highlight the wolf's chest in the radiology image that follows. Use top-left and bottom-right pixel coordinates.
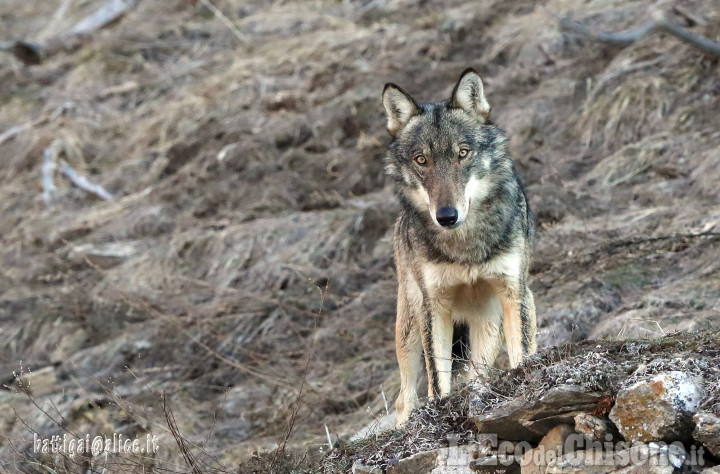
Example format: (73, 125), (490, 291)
(420, 250), (521, 290)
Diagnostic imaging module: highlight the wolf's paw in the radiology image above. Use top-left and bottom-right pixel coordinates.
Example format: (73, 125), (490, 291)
(394, 394), (419, 428)
(394, 410), (410, 429)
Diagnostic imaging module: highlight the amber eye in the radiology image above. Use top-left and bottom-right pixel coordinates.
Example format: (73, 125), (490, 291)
(458, 148), (470, 159)
(414, 155), (427, 166)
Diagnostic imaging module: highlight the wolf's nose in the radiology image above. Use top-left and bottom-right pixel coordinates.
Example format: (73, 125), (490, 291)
(436, 207), (458, 227)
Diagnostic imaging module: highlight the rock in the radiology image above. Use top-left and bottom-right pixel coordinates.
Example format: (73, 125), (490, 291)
(433, 444), (484, 473)
(614, 442), (687, 473)
(693, 411), (720, 458)
(521, 449), (543, 474)
(546, 442), (686, 474)
(472, 385), (606, 442)
(574, 414), (618, 443)
(521, 424), (575, 474)
(540, 425), (575, 453)
(545, 450), (615, 474)
(609, 371), (703, 443)
(469, 454), (520, 473)
(363, 444), (486, 473)
(352, 461), (382, 474)
(386, 450), (439, 473)
(701, 467), (720, 473)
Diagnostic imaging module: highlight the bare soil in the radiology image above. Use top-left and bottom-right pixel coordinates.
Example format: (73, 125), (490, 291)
(0, 0), (719, 472)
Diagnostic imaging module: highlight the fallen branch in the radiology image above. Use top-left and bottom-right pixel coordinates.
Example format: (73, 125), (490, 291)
(559, 10), (720, 57)
(42, 141), (62, 205)
(1, 0), (141, 65)
(60, 161), (114, 201)
(42, 139), (114, 205)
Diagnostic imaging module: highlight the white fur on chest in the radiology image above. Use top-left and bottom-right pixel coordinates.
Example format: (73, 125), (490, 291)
(420, 249), (521, 290)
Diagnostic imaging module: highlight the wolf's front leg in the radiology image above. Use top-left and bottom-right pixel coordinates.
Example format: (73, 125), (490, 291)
(467, 292), (504, 379)
(425, 298), (453, 399)
(395, 293), (422, 427)
(522, 286), (537, 356)
(494, 280), (536, 368)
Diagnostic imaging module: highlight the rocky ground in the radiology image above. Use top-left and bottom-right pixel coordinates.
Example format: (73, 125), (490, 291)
(0, 0), (719, 473)
(327, 329), (720, 473)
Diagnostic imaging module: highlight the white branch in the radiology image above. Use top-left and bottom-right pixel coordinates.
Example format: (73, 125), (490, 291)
(42, 141), (61, 206)
(60, 161), (114, 201)
(42, 139), (114, 205)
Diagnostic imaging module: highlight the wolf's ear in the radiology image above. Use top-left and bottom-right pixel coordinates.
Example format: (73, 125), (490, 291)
(383, 84), (420, 136)
(449, 68), (491, 123)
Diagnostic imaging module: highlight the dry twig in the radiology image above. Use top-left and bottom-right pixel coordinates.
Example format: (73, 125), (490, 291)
(559, 10), (720, 56)
(42, 139), (114, 205)
(1, 0), (142, 65)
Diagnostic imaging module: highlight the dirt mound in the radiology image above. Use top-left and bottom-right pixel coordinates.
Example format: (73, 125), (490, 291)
(0, 0), (719, 472)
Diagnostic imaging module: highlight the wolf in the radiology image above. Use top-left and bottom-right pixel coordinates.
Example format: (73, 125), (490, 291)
(382, 68), (537, 427)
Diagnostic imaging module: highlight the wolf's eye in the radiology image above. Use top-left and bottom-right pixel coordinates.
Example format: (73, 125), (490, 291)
(458, 148), (471, 159)
(414, 155), (427, 166)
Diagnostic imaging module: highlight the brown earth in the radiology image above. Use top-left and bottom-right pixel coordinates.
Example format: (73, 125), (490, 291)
(0, 0), (719, 472)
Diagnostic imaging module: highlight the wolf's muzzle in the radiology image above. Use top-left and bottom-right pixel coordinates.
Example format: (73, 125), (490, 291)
(436, 207), (459, 228)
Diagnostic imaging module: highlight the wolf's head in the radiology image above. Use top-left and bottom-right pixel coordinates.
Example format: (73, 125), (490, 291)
(383, 69), (509, 230)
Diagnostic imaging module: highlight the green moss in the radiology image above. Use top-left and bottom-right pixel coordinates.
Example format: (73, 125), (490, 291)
(604, 262), (653, 290)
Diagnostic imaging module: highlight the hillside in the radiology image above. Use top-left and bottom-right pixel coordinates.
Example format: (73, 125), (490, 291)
(0, 0), (719, 472)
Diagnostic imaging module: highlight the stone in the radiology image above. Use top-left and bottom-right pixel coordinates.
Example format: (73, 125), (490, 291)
(574, 413), (617, 443)
(352, 461), (382, 474)
(609, 371), (703, 443)
(356, 445), (486, 474)
(521, 449), (543, 474)
(545, 450), (615, 474)
(521, 424), (575, 474)
(472, 385), (606, 442)
(386, 450), (439, 473)
(540, 425), (575, 453)
(631, 442), (687, 469)
(433, 444), (487, 473)
(546, 443), (686, 474)
(694, 411), (720, 458)
(469, 454), (520, 473)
